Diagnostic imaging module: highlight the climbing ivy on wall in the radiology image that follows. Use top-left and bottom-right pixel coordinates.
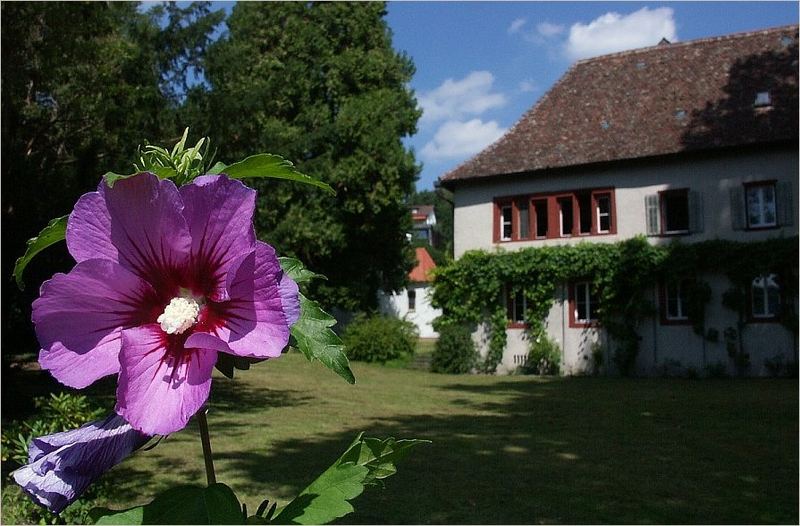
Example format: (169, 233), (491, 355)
(431, 236), (798, 375)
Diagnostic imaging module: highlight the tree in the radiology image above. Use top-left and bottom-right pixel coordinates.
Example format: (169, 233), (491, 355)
(197, 2), (421, 312)
(1, 2), (223, 357)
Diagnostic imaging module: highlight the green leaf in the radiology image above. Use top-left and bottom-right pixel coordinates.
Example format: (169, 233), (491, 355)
(13, 215), (68, 290)
(220, 154), (335, 195)
(290, 293), (355, 384)
(272, 434), (429, 525)
(207, 161), (228, 175)
(278, 257), (325, 284)
(91, 484), (244, 525)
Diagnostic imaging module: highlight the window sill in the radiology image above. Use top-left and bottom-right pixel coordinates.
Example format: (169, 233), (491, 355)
(507, 322), (528, 329)
(660, 317), (692, 326)
(569, 320), (599, 329)
(748, 315), (781, 324)
(745, 225), (779, 231)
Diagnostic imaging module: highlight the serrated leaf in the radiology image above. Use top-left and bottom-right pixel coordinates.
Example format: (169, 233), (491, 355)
(220, 154), (335, 195)
(278, 257), (325, 284)
(272, 434), (429, 525)
(91, 484), (243, 525)
(290, 293), (354, 384)
(13, 215), (68, 290)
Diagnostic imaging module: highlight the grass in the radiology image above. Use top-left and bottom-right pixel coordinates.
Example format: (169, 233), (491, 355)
(70, 350), (799, 524)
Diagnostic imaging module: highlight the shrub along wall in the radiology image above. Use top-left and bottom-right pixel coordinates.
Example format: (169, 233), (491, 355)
(431, 236), (798, 375)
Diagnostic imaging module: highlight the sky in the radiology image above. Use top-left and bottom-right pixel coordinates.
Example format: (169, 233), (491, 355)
(383, 2), (798, 190)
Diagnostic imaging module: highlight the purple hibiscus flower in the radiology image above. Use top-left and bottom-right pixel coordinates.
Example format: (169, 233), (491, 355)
(12, 413), (150, 514)
(32, 172), (299, 435)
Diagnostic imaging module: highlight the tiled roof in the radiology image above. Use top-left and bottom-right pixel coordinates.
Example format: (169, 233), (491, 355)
(441, 25), (798, 185)
(410, 204), (435, 221)
(409, 247), (437, 283)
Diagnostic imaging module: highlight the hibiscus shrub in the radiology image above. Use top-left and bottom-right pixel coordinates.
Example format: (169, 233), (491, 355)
(342, 314), (417, 363)
(431, 324), (477, 374)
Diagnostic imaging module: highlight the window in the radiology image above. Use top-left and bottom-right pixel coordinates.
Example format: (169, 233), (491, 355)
(571, 281), (599, 327)
(533, 199), (548, 238)
(407, 289), (416, 311)
(754, 91), (771, 107)
(751, 274), (780, 319)
(494, 188), (615, 242)
(661, 279), (691, 323)
(746, 182), (777, 228)
(505, 286), (527, 327)
(596, 193), (611, 233)
(646, 189), (702, 236)
(661, 189), (689, 234)
(500, 204), (512, 241)
(518, 201), (529, 239)
(576, 191), (592, 235)
(558, 197), (574, 237)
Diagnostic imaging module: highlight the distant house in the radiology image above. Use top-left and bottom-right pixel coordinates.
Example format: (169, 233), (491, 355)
(409, 204), (436, 245)
(439, 26), (798, 375)
(379, 247), (442, 338)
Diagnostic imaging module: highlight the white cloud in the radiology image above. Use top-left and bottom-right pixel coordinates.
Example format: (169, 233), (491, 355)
(420, 119), (507, 161)
(418, 71), (507, 125)
(508, 17), (527, 35)
(535, 21), (565, 38)
(518, 79), (539, 93)
(565, 7), (677, 60)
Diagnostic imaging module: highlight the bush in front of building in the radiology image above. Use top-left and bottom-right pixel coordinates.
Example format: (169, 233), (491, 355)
(519, 335), (561, 375)
(342, 314), (417, 363)
(431, 324), (477, 374)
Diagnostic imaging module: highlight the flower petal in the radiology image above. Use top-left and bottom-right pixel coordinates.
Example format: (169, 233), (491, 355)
(13, 413), (149, 514)
(66, 173), (191, 285)
(116, 325), (217, 435)
(279, 268), (301, 327)
(33, 259), (157, 389)
(179, 175), (256, 301)
(204, 242), (295, 359)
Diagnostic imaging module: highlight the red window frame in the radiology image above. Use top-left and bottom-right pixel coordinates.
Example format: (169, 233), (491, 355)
(505, 286), (528, 329)
(493, 188), (616, 243)
(568, 281), (599, 328)
(743, 180), (779, 231)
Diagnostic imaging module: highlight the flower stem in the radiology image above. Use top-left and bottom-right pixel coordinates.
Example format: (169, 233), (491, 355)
(197, 408), (217, 486)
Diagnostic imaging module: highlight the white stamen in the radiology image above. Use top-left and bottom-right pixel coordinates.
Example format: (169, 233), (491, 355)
(157, 296), (201, 335)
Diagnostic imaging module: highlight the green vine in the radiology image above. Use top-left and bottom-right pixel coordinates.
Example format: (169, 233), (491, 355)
(432, 236), (798, 375)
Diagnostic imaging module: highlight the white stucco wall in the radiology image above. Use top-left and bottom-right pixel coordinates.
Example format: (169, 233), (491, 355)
(450, 147), (799, 376)
(378, 283), (441, 338)
(453, 148), (798, 257)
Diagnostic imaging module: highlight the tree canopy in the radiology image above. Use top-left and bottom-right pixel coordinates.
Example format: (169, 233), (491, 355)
(195, 2), (421, 311)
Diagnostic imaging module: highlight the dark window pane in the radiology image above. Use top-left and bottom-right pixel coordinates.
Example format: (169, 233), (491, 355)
(575, 282), (588, 320)
(408, 289), (416, 311)
(559, 197), (573, 236)
(534, 199), (548, 237)
(663, 191), (689, 232)
(577, 191), (592, 234)
(514, 291), (525, 322)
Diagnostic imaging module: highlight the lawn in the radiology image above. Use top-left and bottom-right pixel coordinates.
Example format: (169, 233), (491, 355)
(4, 349), (798, 524)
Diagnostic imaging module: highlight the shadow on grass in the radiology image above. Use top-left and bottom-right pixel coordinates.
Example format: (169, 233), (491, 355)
(194, 378), (797, 525)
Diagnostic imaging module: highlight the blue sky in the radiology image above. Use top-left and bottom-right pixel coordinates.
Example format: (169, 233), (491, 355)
(384, 2), (798, 190)
(192, 2), (797, 190)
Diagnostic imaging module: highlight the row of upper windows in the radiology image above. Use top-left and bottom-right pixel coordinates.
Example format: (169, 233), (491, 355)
(505, 274), (783, 329)
(494, 181), (793, 242)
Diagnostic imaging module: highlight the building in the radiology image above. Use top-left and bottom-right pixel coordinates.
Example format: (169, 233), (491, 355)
(410, 204), (437, 245)
(438, 26), (798, 375)
(379, 247), (441, 338)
